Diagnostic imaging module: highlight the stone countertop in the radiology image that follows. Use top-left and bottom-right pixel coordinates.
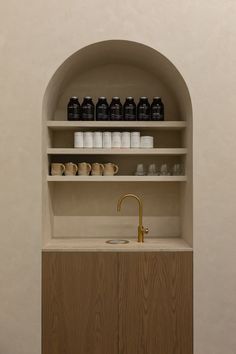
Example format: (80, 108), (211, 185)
(43, 237), (192, 252)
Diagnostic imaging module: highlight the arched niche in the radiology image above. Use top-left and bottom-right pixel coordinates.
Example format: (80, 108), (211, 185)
(42, 40), (193, 248)
(43, 40), (192, 123)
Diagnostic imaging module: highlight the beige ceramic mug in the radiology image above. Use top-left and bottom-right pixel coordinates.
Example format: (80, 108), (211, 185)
(65, 162), (78, 176)
(78, 162), (92, 176)
(91, 163), (104, 176)
(51, 163), (65, 176)
(103, 163), (119, 176)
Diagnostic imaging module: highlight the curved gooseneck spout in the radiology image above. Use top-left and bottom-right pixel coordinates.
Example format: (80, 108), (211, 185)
(117, 194), (149, 243)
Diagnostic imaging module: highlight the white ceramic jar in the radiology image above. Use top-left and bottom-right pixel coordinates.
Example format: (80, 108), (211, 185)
(83, 131), (93, 148)
(140, 136), (154, 148)
(131, 132), (140, 148)
(74, 132), (84, 148)
(121, 132), (131, 148)
(112, 132), (121, 148)
(93, 131), (103, 148)
(103, 131), (112, 148)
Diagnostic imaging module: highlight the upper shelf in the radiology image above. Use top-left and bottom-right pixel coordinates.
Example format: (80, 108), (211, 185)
(47, 121), (187, 130)
(47, 148), (187, 155)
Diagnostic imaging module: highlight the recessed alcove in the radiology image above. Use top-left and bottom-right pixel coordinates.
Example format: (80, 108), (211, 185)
(42, 40), (192, 250)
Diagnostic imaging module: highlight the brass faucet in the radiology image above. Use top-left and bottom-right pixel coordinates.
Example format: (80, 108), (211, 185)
(117, 194), (149, 243)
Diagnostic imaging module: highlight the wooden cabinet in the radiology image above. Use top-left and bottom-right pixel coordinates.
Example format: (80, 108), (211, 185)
(42, 252), (118, 354)
(118, 252), (193, 354)
(42, 252), (192, 354)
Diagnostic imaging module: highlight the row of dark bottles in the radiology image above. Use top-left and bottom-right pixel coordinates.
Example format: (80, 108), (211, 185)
(67, 96), (164, 121)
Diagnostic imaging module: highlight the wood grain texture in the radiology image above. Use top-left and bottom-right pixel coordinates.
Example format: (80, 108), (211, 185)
(118, 252), (193, 354)
(42, 252), (118, 354)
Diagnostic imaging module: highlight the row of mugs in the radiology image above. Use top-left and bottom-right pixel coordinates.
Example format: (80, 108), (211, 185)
(74, 131), (154, 149)
(51, 162), (119, 176)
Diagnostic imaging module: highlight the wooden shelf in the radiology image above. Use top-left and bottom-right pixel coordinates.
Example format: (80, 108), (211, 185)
(47, 121), (186, 130)
(47, 148), (187, 155)
(47, 175), (187, 182)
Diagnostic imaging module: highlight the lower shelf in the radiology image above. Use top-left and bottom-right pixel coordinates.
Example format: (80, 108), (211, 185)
(47, 148), (187, 155)
(47, 175), (187, 182)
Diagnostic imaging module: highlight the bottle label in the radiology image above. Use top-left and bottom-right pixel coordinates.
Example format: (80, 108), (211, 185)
(138, 113), (149, 120)
(138, 106), (150, 120)
(151, 104), (164, 120)
(124, 107), (135, 120)
(110, 106), (122, 120)
(151, 110), (164, 120)
(82, 106), (94, 120)
(68, 107), (79, 119)
(97, 106), (108, 120)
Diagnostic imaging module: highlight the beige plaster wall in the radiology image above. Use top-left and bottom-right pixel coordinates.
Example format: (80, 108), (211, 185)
(0, 1), (236, 353)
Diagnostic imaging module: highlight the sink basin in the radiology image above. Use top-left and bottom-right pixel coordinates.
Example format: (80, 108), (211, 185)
(106, 239), (129, 245)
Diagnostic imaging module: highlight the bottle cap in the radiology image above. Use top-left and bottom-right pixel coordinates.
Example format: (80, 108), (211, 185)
(71, 96), (78, 99)
(99, 96), (106, 100)
(140, 96), (148, 100)
(84, 96), (92, 99)
(126, 96), (133, 100)
(153, 96), (161, 100)
(112, 96), (120, 100)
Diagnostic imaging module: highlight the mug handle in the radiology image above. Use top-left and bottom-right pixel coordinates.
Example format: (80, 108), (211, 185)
(87, 163), (92, 173)
(60, 164), (65, 174)
(100, 164), (104, 173)
(113, 164), (119, 175)
(72, 163), (78, 174)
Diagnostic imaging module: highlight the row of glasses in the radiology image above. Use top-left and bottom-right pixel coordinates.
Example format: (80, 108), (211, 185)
(135, 163), (184, 176)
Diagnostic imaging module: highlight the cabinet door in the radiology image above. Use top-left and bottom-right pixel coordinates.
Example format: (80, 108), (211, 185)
(42, 252), (118, 354)
(118, 252), (193, 354)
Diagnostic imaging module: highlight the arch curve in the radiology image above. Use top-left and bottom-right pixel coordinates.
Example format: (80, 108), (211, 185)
(43, 39), (192, 125)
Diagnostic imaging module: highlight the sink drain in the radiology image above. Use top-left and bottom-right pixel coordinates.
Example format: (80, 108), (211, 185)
(106, 239), (129, 245)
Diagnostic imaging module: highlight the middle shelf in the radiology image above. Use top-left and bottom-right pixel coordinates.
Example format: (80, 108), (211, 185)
(47, 148), (187, 155)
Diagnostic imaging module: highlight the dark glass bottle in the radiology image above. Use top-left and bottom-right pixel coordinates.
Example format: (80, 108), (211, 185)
(110, 97), (123, 121)
(96, 97), (109, 121)
(124, 97), (136, 121)
(81, 96), (94, 121)
(151, 97), (164, 121)
(137, 97), (150, 121)
(67, 97), (80, 121)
